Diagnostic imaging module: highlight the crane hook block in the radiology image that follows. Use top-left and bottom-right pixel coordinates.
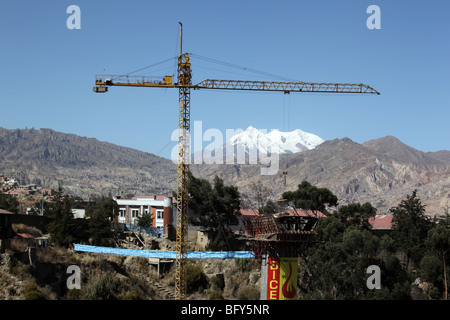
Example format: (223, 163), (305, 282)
(93, 86), (108, 93)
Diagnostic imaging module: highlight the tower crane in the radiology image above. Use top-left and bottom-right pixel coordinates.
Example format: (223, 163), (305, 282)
(93, 23), (379, 300)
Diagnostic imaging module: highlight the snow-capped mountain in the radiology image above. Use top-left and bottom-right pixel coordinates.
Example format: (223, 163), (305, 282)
(192, 126), (324, 164)
(228, 126), (324, 154)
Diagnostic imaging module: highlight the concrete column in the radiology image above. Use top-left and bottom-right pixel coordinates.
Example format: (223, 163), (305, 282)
(163, 197), (172, 235)
(260, 255), (269, 300)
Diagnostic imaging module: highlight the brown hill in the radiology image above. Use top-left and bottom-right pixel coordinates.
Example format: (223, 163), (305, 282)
(0, 127), (448, 217)
(193, 137), (450, 217)
(426, 150), (450, 164)
(362, 136), (443, 166)
(0, 127), (177, 197)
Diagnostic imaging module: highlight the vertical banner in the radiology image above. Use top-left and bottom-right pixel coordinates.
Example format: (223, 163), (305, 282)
(266, 257), (298, 300)
(279, 257), (298, 300)
(267, 257), (280, 300)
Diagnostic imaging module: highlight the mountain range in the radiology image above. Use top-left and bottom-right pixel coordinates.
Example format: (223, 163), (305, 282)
(193, 126), (323, 163)
(0, 127), (448, 217)
(0, 127), (177, 197)
(192, 135), (450, 217)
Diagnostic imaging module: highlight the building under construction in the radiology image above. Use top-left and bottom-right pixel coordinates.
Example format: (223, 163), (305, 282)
(243, 213), (317, 258)
(242, 212), (318, 300)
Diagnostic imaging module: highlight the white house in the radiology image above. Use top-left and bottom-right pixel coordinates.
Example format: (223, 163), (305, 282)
(113, 195), (175, 234)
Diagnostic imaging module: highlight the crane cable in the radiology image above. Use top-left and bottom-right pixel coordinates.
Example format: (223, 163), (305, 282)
(189, 53), (298, 82)
(113, 56), (178, 81)
(282, 92), (291, 186)
(112, 53), (297, 84)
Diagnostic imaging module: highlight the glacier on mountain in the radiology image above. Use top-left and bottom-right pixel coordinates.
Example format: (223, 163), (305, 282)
(226, 126), (324, 154)
(192, 126), (324, 164)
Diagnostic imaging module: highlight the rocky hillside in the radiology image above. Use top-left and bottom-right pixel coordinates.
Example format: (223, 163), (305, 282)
(193, 137), (450, 217)
(362, 136), (444, 166)
(0, 127), (448, 217)
(0, 234), (260, 300)
(0, 127), (177, 197)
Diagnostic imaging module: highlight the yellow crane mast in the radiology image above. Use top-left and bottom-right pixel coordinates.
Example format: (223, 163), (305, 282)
(93, 23), (379, 300)
(175, 23), (191, 299)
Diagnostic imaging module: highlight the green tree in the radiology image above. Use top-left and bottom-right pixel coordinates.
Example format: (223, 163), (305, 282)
(282, 181), (338, 216)
(86, 198), (118, 246)
(390, 190), (432, 268)
(423, 222), (450, 299)
(188, 173), (241, 250)
(304, 216), (381, 300)
(47, 188), (75, 247)
(210, 175), (240, 227)
(260, 199), (277, 215)
(370, 252), (411, 300)
(303, 211), (411, 300)
(137, 212), (153, 228)
(0, 192), (19, 213)
(335, 202), (377, 231)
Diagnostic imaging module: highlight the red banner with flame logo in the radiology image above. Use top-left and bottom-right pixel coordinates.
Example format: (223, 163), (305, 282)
(267, 257), (298, 300)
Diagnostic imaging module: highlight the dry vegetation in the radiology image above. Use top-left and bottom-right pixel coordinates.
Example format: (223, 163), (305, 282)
(0, 237), (261, 300)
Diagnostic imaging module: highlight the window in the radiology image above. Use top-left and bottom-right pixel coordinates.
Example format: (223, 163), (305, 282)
(119, 209), (126, 217)
(156, 210), (163, 219)
(131, 209), (139, 218)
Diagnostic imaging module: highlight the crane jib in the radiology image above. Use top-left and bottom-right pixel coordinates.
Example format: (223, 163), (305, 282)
(94, 78), (379, 95)
(192, 80), (379, 94)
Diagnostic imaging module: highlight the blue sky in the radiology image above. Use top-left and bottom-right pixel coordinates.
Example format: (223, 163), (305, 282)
(0, 0), (449, 160)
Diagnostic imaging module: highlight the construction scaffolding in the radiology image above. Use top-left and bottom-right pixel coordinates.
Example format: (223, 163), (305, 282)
(243, 214), (318, 258)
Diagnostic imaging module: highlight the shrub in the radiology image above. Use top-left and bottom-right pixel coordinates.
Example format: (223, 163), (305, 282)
(208, 290), (224, 300)
(237, 285), (259, 300)
(235, 259), (251, 272)
(210, 274), (225, 291)
(66, 288), (82, 300)
(137, 212), (153, 228)
(89, 273), (119, 300)
(9, 260), (30, 278)
(186, 264), (208, 293)
(122, 289), (141, 300)
(24, 283), (45, 300)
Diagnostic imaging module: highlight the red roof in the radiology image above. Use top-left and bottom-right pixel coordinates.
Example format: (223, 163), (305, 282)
(288, 209), (327, 218)
(369, 214), (393, 229)
(239, 209), (260, 216)
(16, 233), (35, 239)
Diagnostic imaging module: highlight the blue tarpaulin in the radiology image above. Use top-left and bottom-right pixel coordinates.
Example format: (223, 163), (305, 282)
(74, 244), (254, 259)
(124, 224), (163, 238)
